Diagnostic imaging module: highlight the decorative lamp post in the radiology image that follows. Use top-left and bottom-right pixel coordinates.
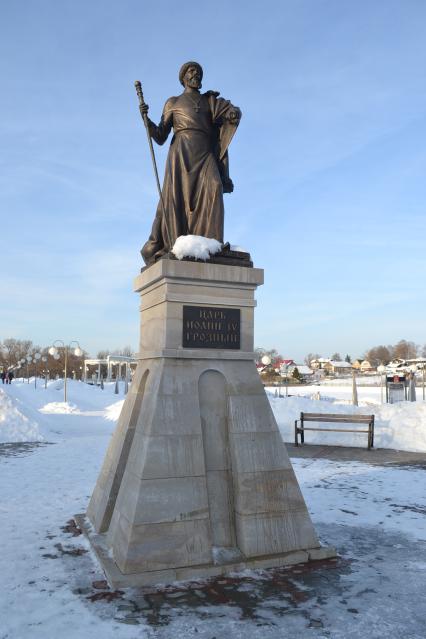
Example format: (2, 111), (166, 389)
(377, 364), (386, 404)
(33, 352), (41, 388)
(41, 356), (48, 389)
(48, 341), (83, 403)
(261, 355), (271, 389)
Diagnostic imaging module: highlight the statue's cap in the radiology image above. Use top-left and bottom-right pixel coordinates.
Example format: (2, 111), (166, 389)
(179, 61), (203, 86)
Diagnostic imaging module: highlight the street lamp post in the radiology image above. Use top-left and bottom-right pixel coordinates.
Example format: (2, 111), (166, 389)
(261, 355), (272, 391)
(41, 356), (48, 389)
(48, 341), (83, 403)
(33, 352), (41, 388)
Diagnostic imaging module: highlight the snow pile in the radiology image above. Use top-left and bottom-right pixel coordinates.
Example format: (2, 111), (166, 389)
(0, 389), (43, 443)
(376, 401), (426, 451)
(172, 235), (222, 260)
(39, 402), (80, 414)
(105, 400), (124, 421)
(268, 393), (426, 452)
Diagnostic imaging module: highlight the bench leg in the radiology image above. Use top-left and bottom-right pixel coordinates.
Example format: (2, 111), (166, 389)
(294, 420), (299, 446)
(367, 423), (374, 449)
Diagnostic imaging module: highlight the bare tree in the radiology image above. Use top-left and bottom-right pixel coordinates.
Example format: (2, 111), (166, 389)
(392, 339), (418, 361)
(97, 350), (110, 359)
(304, 353), (321, 367)
(364, 345), (392, 367)
(1, 338), (34, 368)
(112, 345), (135, 357)
(97, 346), (135, 359)
(330, 352), (342, 362)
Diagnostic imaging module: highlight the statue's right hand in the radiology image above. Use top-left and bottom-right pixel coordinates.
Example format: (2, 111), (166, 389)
(140, 103), (149, 116)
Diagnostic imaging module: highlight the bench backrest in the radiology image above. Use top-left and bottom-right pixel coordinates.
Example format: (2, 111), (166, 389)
(301, 412), (374, 423)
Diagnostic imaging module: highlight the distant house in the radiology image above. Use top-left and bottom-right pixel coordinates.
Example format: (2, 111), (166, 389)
(326, 360), (353, 375)
(292, 364), (314, 381)
(387, 358), (426, 373)
(359, 360), (375, 373)
(388, 358), (407, 371)
(278, 359), (295, 376)
(310, 358), (330, 370)
(352, 359), (363, 370)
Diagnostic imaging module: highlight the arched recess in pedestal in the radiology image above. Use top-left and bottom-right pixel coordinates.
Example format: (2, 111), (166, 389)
(198, 369), (238, 551)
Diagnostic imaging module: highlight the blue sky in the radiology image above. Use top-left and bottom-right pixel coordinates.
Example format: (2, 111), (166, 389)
(1, 0), (425, 360)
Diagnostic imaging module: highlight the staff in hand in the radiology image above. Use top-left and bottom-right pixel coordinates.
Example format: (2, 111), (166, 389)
(134, 80), (170, 247)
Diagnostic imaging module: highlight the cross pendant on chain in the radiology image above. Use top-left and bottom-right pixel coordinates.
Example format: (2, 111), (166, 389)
(190, 96), (201, 112)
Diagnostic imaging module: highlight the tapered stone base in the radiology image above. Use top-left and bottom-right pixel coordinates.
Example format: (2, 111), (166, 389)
(84, 259), (335, 586)
(76, 513), (335, 588)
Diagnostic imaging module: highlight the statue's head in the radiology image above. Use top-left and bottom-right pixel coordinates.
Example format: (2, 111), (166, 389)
(179, 61), (203, 89)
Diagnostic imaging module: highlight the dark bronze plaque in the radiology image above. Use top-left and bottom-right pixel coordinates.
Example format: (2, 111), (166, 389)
(182, 306), (240, 349)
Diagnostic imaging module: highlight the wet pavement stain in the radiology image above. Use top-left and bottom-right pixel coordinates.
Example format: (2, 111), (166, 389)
(0, 441), (53, 458)
(89, 557), (349, 628)
(58, 512), (426, 636)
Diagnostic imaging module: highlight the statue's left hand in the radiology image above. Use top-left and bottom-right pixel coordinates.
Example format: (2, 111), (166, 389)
(228, 108), (241, 123)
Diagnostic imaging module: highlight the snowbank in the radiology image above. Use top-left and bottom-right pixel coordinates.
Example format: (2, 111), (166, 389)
(2, 379), (426, 452)
(172, 235), (222, 260)
(268, 392), (426, 452)
(0, 389), (43, 443)
(105, 400), (124, 422)
(39, 402), (80, 414)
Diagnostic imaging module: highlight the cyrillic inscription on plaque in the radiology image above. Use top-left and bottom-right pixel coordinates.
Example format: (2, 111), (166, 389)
(183, 306), (240, 349)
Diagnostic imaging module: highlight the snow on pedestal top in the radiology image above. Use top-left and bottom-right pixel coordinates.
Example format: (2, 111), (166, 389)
(172, 235), (222, 261)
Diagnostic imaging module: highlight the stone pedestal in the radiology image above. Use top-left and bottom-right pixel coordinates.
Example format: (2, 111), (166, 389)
(79, 259), (335, 587)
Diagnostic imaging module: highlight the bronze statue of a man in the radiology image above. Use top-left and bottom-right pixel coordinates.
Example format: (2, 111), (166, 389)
(140, 62), (241, 265)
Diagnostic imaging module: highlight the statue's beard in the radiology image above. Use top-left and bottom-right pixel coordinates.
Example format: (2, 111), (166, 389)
(188, 77), (202, 89)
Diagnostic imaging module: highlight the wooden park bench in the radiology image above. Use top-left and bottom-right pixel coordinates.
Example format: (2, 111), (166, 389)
(294, 412), (375, 449)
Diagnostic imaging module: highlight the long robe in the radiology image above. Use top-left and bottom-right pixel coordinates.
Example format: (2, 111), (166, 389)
(141, 91), (241, 265)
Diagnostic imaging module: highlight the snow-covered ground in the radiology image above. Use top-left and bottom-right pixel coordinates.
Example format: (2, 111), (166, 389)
(3, 379), (426, 452)
(1, 380), (426, 638)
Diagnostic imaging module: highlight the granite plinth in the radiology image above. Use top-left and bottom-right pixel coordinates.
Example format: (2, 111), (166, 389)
(85, 260), (335, 586)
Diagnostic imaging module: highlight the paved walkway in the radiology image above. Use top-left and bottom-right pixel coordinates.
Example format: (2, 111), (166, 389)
(287, 443), (426, 466)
